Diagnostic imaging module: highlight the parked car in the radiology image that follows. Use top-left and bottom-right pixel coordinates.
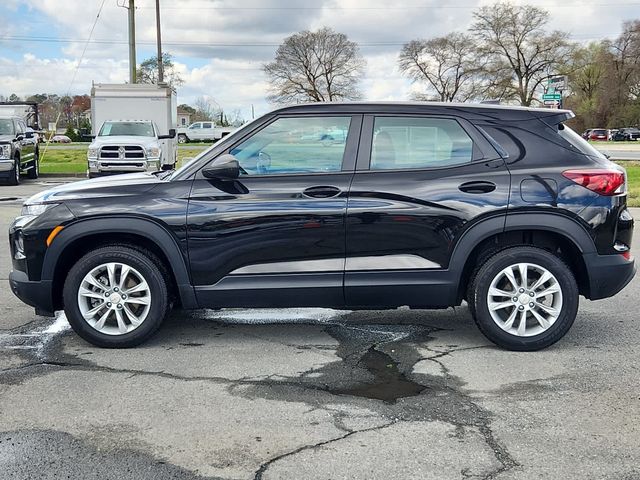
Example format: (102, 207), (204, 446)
(612, 127), (640, 141)
(86, 120), (176, 178)
(588, 128), (608, 141)
(581, 129), (592, 140)
(51, 135), (72, 143)
(177, 121), (234, 144)
(0, 116), (39, 184)
(608, 128), (619, 141)
(9, 102), (635, 351)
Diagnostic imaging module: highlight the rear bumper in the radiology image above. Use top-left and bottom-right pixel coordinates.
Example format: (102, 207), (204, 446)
(584, 252), (636, 300)
(9, 270), (55, 316)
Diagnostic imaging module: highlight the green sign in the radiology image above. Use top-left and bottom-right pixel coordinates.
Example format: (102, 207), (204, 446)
(542, 93), (562, 101)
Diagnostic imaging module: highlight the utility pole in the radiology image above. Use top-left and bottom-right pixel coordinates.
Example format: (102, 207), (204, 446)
(127, 0), (136, 83)
(155, 0), (164, 83)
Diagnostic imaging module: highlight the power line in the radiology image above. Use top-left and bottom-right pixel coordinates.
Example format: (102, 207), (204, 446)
(134, 1), (640, 9)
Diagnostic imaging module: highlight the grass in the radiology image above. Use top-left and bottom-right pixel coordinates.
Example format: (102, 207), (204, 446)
(38, 147), (205, 174)
(621, 161), (640, 207)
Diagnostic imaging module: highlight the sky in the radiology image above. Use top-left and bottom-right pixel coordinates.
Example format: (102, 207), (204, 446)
(1, 0), (640, 121)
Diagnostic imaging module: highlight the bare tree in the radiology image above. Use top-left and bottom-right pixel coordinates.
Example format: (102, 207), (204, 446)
(263, 27), (366, 104)
(471, 2), (574, 106)
(611, 20), (640, 101)
(193, 96), (221, 122)
(399, 33), (485, 102)
(136, 53), (184, 89)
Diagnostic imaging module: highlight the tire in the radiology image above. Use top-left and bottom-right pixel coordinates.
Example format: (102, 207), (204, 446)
(161, 163), (176, 171)
(468, 246), (578, 351)
(8, 157), (20, 185)
(63, 245), (170, 348)
(27, 151), (39, 179)
(177, 134), (188, 144)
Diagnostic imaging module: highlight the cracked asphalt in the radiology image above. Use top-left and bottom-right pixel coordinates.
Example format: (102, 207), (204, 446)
(1, 179), (639, 480)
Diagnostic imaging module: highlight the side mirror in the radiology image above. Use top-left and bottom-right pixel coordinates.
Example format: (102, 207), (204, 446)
(158, 128), (176, 140)
(202, 153), (240, 180)
(82, 133), (95, 140)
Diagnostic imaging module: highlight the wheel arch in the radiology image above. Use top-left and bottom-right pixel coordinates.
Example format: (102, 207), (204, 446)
(451, 212), (596, 301)
(43, 217), (197, 310)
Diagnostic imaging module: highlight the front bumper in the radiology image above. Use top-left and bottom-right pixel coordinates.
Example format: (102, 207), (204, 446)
(584, 252), (636, 300)
(9, 270), (54, 316)
(0, 159), (15, 172)
(88, 158), (160, 174)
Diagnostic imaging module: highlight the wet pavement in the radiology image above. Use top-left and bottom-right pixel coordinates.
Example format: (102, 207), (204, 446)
(0, 180), (639, 480)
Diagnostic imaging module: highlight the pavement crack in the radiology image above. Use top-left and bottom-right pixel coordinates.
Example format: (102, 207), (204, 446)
(252, 420), (398, 480)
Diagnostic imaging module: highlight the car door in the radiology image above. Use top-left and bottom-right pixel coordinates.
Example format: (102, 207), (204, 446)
(344, 114), (510, 308)
(188, 122), (202, 141)
(16, 120), (35, 167)
(187, 114), (362, 308)
(201, 122), (215, 141)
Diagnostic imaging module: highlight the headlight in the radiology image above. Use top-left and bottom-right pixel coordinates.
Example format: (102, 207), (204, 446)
(146, 146), (161, 158)
(87, 147), (99, 158)
(0, 144), (11, 159)
(21, 203), (58, 217)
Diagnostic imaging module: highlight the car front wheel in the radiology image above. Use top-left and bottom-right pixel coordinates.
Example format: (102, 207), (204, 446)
(177, 134), (187, 144)
(63, 245), (170, 348)
(468, 246), (578, 351)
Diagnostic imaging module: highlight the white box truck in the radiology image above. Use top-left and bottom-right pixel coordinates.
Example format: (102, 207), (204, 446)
(88, 83), (177, 177)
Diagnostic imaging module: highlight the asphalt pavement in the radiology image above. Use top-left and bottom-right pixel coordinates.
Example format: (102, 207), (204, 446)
(0, 179), (639, 480)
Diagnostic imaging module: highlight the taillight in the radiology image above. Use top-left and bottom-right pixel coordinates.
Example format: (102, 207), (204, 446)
(562, 169), (626, 196)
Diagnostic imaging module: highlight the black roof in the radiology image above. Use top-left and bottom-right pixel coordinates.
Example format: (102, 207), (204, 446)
(270, 101), (573, 124)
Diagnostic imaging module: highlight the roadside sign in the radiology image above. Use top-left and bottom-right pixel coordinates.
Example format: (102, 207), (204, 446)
(543, 100), (560, 107)
(547, 76), (567, 90)
(542, 93), (562, 101)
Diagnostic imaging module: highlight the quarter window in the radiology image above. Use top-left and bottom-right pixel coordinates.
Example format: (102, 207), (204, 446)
(370, 117), (473, 170)
(230, 116), (351, 176)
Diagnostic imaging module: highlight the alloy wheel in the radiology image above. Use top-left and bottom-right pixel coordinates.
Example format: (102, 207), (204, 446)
(486, 262), (563, 337)
(77, 262), (152, 335)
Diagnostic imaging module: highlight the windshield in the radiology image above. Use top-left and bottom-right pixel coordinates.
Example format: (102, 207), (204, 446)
(558, 124), (606, 159)
(99, 121), (154, 137)
(0, 119), (14, 135)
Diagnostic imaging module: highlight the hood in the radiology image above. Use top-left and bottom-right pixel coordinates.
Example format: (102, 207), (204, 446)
(91, 135), (158, 147)
(0, 134), (15, 143)
(24, 172), (163, 205)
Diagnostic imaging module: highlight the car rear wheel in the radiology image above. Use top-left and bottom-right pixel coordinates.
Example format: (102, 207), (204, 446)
(468, 246), (578, 351)
(27, 152), (39, 179)
(63, 245), (170, 348)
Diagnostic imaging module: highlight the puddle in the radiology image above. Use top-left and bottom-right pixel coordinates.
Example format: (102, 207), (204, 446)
(334, 346), (426, 403)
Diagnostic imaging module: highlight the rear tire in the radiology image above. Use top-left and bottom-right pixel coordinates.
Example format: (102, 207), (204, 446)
(468, 246), (578, 351)
(63, 245), (170, 348)
(27, 151), (39, 179)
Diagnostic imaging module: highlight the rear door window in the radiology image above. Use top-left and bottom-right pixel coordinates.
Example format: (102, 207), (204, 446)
(369, 117), (474, 170)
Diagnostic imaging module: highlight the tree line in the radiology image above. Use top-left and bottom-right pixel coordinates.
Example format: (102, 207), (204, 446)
(263, 2), (640, 131)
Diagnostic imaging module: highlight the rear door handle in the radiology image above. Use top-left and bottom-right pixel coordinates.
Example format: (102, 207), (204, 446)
(302, 186), (342, 198)
(458, 181), (496, 194)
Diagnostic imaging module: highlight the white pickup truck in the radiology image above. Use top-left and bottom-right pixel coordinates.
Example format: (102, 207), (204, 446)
(176, 121), (234, 143)
(87, 120), (176, 177)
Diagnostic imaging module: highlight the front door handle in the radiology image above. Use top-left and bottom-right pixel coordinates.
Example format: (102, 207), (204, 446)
(458, 181), (497, 194)
(302, 186), (342, 198)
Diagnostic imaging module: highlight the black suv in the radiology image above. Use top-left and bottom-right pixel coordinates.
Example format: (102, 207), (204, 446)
(0, 116), (39, 184)
(8, 103), (635, 350)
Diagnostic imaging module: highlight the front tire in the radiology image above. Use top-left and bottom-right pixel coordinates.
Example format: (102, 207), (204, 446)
(468, 246), (578, 351)
(8, 158), (20, 185)
(63, 245), (170, 348)
(177, 134), (188, 144)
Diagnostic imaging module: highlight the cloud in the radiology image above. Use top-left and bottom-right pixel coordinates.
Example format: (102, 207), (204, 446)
(1, 0), (639, 120)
